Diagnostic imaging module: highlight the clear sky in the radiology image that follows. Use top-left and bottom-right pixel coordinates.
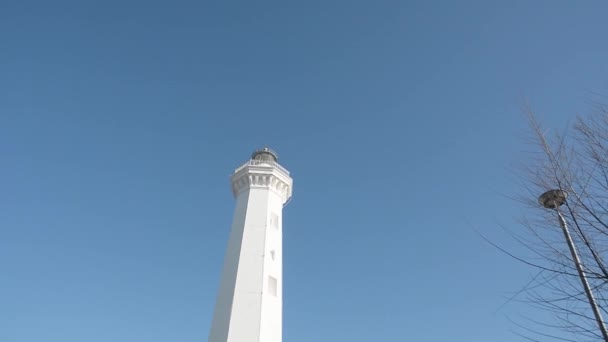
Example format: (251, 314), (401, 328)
(1, 1), (608, 341)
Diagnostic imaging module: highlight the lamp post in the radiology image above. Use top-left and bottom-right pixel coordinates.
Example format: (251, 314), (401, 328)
(539, 189), (608, 342)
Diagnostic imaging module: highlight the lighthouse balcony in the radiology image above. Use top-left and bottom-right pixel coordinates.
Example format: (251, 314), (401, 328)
(234, 159), (290, 176)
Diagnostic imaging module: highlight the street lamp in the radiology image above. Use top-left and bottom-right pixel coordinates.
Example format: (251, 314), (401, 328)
(539, 189), (608, 341)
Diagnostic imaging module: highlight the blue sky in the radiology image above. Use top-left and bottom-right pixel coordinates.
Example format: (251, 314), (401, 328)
(1, 1), (608, 341)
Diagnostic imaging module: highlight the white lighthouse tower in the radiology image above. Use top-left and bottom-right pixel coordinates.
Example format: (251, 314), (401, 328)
(209, 148), (293, 342)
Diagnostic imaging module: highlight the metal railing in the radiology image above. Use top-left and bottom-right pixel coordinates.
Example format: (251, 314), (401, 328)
(234, 159), (290, 175)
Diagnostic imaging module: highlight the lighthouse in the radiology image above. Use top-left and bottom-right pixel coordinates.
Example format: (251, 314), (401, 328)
(209, 148), (293, 342)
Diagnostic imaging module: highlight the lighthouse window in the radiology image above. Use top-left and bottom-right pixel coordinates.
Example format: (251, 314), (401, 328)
(268, 276), (278, 296)
(270, 213), (279, 229)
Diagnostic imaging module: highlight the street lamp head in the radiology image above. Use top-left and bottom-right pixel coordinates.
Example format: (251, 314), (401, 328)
(539, 189), (568, 209)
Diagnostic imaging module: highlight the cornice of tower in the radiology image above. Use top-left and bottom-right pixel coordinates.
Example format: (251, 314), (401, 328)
(230, 161), (293, 204)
